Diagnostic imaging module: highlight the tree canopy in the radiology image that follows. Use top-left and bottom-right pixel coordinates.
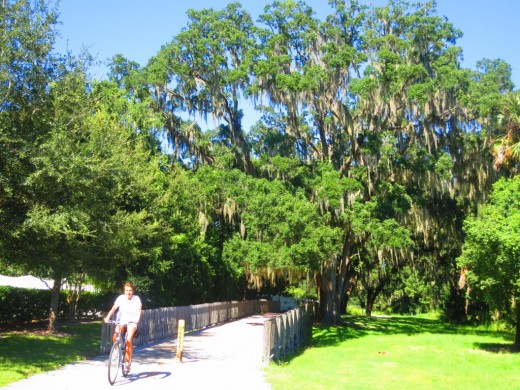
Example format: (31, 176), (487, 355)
(458, 176), (520, 343)
(0, 0), (518, 333)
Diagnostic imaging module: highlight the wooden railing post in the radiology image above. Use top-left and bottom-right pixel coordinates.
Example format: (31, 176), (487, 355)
(176, 319), (185, 362)
(260, 300), (316, 364)
(262, 319), (275, 364)
(100, 321), (113, 355)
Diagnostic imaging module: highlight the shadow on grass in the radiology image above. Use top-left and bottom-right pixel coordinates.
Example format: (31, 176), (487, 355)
(0, 322), (101, 370)
(474, 342), (520, 354)
(311, 315), (514, 351)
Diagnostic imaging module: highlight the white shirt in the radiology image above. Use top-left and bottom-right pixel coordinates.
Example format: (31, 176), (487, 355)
(114, 294), (142, 324)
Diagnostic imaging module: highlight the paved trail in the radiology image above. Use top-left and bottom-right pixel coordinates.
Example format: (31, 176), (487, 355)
(3, 314), (276, 390)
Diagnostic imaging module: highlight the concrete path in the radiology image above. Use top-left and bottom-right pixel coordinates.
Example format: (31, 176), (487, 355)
(3, 314), (276, 390)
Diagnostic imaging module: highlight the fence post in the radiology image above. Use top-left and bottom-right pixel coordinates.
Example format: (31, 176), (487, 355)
(274, 315), (282, 361)
(176, 319), (185, 362)
(262, 319), (274, 364)
(100, 322), (113, 355)
(280, 314), (287, 359)
(294, 308), (301, 350)
(259, 301), (316, 364)
(289, 310), (295, 353)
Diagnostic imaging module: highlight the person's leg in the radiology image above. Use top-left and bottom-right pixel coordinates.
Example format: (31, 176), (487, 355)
(125, 325), (137, 367)
(112, 325), (122, 344)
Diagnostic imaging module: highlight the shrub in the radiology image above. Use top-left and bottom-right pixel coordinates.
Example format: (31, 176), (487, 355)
(0, 286), (114, 325)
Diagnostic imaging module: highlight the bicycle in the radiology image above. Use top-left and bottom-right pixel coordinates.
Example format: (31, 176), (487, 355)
(106, 320), (134, 385)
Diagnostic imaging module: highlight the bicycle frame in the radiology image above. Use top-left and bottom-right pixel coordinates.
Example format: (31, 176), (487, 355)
(107, 321), (131, 385)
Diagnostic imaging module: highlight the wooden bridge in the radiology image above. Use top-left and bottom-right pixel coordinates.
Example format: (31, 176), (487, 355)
(4, 313), (273, 389)
(4, 301), (316, 389)
(100, 299), (315, 364)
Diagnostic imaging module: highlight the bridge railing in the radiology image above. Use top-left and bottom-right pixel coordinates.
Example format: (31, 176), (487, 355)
(100, 299), (279, 354)
(261, 301), (316, 364)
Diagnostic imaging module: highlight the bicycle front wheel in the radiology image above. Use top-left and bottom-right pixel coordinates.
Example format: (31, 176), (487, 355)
(107, 342), (121, 385)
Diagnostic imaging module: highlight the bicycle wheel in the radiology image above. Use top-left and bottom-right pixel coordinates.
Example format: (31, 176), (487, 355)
(122, 356), (131, 377)
(121, 332), (132, 377)
(107, 342), (121, 385)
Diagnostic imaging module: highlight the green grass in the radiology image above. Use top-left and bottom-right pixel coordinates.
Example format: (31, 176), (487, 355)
(0, 321), (101, 387)
(2, 316), (518, 389)
(266, 315), (520, 390)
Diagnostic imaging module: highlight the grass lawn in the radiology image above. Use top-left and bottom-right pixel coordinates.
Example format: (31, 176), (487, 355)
(265, 314), (520, 390)
(0, 321), (101, 387)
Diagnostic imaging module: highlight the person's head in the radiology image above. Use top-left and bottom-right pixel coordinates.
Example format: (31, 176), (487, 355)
(123, 282), (135, 299)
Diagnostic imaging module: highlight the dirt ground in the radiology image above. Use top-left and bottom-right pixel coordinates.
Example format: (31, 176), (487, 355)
(3, 314), (275, 390)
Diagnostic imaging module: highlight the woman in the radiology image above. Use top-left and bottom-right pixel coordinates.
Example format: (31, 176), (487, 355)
(105, 282), (142, 374)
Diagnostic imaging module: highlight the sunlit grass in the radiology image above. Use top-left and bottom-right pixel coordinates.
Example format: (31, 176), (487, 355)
(266, 315), (519, 390)
(0, 322), (101, 387)
(2, 316), (517, 389)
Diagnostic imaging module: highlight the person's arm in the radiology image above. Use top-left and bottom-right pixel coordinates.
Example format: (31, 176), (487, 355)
(132, 296), (142, 324)
(135, 304), (142, 324)
(104, 304), (118, 323)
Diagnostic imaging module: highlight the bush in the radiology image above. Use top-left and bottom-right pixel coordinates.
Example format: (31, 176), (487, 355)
(0, 286), (115, 325)
(75, 291), (115, 319)
(283, 281), (318, 300)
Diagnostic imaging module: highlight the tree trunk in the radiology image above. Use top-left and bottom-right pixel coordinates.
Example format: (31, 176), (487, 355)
(319, 247), (358, 324)
(340, 294), (348, 314)
(340, 274), (358, 314)
(515, 299), (520, 350)
(336, 234), (358, 317)
(229, 107), (256, 177)
(67, 275), (85, 323)
(47, 274), (62, 334)
(67, 288), (80, 323)
(365, 301), (374, 317)
(319, 259), (341, 325)
(365, 287), (374, 316)
(365, 280), (387, 317)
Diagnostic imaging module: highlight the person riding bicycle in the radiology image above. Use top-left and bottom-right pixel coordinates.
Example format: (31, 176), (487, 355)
(104, 282), (142, 374)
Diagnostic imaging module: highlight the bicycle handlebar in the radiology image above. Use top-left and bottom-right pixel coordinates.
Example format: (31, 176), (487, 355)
(104, 320), (137, 325)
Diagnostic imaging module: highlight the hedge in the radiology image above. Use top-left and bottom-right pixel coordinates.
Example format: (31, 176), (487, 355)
(0, 286), (115, 325)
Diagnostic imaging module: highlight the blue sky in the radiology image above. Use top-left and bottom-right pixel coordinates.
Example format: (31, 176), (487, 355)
(54, 0), (519, 88)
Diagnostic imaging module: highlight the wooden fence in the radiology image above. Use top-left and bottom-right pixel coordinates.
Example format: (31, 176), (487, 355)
(100, 299), (279, 354)
(262, 301), (316, 364)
